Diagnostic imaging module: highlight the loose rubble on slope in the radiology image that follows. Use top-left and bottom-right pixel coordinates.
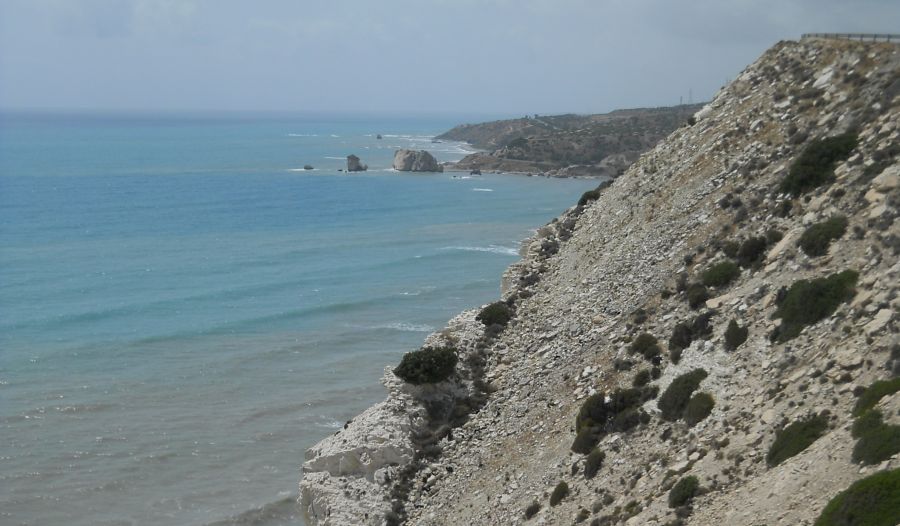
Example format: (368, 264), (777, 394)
(301, 38), (900, 526)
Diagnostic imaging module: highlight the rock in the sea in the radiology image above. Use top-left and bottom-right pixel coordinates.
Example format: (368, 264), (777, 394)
(470, 169), (482, 175)
(347, 155), (367, 172)
(303, 165), (314, 170)
(376, 134), (383, 140)
(392, 149), (443, 172)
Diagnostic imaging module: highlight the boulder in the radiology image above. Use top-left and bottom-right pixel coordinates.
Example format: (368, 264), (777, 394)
(303, 165), (314, 170)
(392, 149), (443, 172)
(347, 155), (367, 172)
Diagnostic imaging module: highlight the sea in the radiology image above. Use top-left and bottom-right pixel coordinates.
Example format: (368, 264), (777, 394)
(0, 111), (601, 526)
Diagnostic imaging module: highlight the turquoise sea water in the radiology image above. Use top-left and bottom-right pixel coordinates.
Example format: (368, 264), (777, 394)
(0, 112), (599, 526)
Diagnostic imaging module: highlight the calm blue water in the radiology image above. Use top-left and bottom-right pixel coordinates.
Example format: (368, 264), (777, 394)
(0, 112), (599, 526)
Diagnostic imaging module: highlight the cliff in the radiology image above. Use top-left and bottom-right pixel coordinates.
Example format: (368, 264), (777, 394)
(301, 37), (900, 526)
(437, 105), (702, 177)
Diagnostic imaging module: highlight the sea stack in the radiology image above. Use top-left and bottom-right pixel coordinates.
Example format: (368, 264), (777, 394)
(346, 155), (367, 172)
(392, 149), (443, 172)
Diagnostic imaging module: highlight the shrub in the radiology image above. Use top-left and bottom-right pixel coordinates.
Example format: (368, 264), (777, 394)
(579, 189), (602, 207)
(393, 346), (458, 384)
(572, 426), (600, 454)
(799, 216), (848, 257)
(584, 449), (605, 479)
(477, 301), (512, 327)
(670, 347), (683, 365)
(702, 261), (741, 288)
(852, 410), (885, 439)
(852, 424), (900, 465)
(781, 133), (858, 196)
(852, 378), (900, 416)
(686, 283), (710, 309)
(524, 502), (541, 520)
(684, 392), (715, 426)
(630, 333), (661, 360)
(633, 369), (652, 387)
(669, 322), (693, 352)
(550, 481), (569, 506)
(658, 369), (708, 421)
(772, 270), (858, 342)
(813, 468), (900, 526)
(766, 414), (828, 467)
(724, 319), (749, 351)
(668, 476), (699, 508)
(736, 236), (768, 268)
(722, 240), (740, 258)
(765, 228), (784, 245)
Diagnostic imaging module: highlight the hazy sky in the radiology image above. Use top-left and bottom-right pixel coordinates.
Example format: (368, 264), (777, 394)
(1, 0), (897, 115)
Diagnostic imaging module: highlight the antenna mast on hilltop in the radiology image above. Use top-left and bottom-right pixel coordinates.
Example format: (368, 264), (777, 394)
(689, 88), (693, 105)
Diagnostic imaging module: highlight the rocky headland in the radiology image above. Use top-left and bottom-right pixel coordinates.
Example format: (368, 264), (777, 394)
(438, 104), (702, 177)
(301, 37), (900, 526)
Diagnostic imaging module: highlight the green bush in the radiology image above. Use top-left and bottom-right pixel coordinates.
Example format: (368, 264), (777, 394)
(633, 369), (652, 387)
(737, 236), (768, 268)
(658, 369), (708, 421)
(773, 270), (858, 342)
(724, 319), (749, 351)
(766, 414), (829, 467)
(781, 133), (858, 196)
(579, 189), (602, 207)
(572, 426), (600, 454)
(814, 468), (900, 526)
(766, 228), (784, 245)
(852, 424), (900, 465)
(799, 216), (848, 257)
(669, 322), (693, 352)
(852, 410), (885, 439)
(524, 501), (541, 520)
(575, 387), (651, 449)
(670, 347), (683, 365)
(686, 283), (710, 309)
(550, 481), (569, 506)
(477, 301), (512, 327)
(702, 261), (741, 288)
(630, 333), (661, 360)
(584, 448), (605, 479)
(684, 392), (715, 426)
(853, 378), (900, 416)
(668, 476), (699, 508)
(393, 346), (458, 384)
(722, 240), (740, 258)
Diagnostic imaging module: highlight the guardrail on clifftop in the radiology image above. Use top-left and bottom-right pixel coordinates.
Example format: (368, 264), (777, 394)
(802, 33), (900, 43)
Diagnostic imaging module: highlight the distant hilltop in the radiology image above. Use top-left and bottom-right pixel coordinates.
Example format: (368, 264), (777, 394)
(437, 104), (703, 178)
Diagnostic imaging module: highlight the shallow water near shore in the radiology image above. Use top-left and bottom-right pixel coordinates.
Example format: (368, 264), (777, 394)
(0, 112), (600, 526)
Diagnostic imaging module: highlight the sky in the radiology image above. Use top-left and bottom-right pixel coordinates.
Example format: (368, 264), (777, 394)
(0, 0), (898, 115)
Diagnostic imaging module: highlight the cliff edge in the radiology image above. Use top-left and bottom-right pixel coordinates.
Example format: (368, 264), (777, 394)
(301, 38), (900, 526)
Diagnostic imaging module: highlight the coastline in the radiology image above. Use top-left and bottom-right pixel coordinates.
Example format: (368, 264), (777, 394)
(298, 38), (900, 526)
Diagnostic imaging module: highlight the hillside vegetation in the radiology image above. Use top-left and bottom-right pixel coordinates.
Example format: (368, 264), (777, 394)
(300, 38), (900, 526)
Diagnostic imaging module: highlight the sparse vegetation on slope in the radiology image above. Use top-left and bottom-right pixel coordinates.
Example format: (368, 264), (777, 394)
(772, 270), (858, 342)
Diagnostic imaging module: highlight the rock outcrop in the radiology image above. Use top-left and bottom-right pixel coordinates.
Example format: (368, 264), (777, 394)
(347, 155), (368, 172)
(392, 149), (444, 172)
(301, 38), (900, 526)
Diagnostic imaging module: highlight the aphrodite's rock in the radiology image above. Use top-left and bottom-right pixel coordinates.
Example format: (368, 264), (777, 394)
(392, 149), (443, 172)
(347, 155), (368, 172)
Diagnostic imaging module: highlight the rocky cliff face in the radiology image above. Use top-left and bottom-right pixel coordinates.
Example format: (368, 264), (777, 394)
(300, 38), (900, 526)
(393, 150), (444, 172)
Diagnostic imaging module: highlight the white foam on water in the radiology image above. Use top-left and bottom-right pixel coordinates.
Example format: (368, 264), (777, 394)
(441, 245), (519, 256)
(472, 188), (493, 192)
